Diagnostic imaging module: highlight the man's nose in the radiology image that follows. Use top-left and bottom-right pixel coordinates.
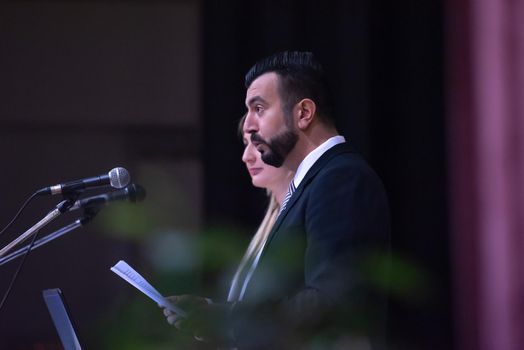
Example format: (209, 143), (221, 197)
(243, 111), (258, 134)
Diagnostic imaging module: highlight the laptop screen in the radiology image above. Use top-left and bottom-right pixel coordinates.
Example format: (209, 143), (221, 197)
(42, 288), (82, 350)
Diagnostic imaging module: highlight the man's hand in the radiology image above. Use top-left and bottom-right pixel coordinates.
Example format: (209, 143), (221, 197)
(162, 294), (208, 327)
(161, 294), (234, 345)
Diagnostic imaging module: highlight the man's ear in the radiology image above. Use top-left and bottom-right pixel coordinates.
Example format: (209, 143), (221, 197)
(295, 99), (317, 130)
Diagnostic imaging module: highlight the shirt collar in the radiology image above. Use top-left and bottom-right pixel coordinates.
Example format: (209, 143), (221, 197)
(293, 135), (346, 188)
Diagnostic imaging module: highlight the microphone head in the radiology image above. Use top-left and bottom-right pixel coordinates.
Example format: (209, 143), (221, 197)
(126, 184), (146, 203)
(108, 167), (130, 189)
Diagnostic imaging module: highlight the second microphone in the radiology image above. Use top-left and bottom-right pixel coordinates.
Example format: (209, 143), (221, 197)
(69, 184), (146, 211)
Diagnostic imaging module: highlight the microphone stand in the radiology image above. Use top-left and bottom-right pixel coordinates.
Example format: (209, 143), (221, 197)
(0, 196), (79, 259)
(0, 207), (99, 266)
(0, 207), (100, 266)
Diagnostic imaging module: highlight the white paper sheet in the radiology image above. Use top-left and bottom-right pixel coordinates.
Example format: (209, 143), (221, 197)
(110, 260), (187, 317)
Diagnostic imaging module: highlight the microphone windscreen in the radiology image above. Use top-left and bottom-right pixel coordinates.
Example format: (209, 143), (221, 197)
(109, 167), (130, 189)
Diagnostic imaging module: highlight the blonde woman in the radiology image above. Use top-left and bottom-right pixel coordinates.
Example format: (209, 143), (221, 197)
(227, 116), (294, 302)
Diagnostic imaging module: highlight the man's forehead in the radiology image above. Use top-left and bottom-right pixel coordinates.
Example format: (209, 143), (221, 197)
(245, 72), (279, 104)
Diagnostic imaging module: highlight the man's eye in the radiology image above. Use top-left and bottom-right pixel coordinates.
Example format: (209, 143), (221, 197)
(255, 105), (263, 113)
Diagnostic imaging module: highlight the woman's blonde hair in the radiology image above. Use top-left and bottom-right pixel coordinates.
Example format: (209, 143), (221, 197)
(230, 114), (281, 300)
(230, 195), (280, 297)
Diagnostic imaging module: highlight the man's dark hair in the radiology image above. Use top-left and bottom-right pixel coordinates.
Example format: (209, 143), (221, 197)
(245, 51), (334, 126)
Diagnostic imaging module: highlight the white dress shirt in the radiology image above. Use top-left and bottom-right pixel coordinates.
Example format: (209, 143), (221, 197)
(292, 135), (346, 188)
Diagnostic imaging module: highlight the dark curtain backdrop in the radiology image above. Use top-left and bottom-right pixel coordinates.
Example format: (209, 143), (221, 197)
(201, 0), (450, 349)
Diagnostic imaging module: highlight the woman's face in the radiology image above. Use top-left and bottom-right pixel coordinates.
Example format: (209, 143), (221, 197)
(242, 132), (288, 191)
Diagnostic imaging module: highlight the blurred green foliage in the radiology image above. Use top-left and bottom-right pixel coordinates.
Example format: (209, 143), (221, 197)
(91, 200), (434, 349)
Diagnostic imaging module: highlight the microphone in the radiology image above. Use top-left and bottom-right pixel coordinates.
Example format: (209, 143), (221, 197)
(37, 167), (131, 196)
(70, 184), (146, 210)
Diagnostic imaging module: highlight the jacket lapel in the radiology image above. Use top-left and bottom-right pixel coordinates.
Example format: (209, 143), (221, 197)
(262, 142), (354, 251)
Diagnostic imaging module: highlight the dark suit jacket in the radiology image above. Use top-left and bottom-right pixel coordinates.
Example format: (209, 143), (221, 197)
(231, 142), (390, 349)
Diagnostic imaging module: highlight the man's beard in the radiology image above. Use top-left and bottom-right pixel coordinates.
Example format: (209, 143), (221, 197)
(251, 127), (298, 168)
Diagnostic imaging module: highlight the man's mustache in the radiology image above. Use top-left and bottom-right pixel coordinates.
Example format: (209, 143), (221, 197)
(250, 133), (268, 146)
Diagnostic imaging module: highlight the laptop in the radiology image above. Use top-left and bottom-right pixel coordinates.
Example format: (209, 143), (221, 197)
(42, 288), (82, 350)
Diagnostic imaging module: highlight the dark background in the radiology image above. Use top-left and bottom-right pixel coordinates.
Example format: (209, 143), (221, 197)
(203, 1), (449, 348)
(0, 1), (451, 349)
